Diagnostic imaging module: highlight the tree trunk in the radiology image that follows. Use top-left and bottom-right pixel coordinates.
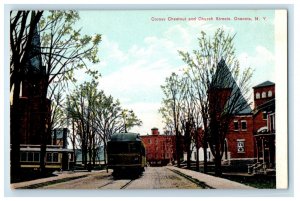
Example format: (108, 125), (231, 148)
(196, 146), (199, 172)
(39, 84), (49, 175)
(203, 135), (208, 173)
(10, 78), (21, 182)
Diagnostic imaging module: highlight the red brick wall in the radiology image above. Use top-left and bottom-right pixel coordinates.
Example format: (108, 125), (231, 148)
(226, 116), (255, 159)
(141, 134), (175, 163)
(253, 111), (268, 133)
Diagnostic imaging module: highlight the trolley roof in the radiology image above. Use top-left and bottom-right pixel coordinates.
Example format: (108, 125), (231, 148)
(110, 133), (141, 142)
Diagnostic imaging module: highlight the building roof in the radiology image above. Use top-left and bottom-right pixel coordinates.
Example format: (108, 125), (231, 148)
(253, 81), (275, 89)
(110, 133), (141, 142)
(211, 59), (252, 115)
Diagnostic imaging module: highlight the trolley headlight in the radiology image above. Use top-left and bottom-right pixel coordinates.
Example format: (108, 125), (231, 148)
(134, 157), (139, 161)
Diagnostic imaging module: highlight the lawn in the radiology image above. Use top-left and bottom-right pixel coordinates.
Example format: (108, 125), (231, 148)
(220, 174), (276, 189)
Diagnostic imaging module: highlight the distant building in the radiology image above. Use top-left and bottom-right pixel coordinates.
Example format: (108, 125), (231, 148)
(75, 146), (105, 166)
(141, 128), (175, 166)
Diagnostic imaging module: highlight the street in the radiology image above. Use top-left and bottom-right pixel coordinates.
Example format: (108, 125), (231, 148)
(41, 167), (202, 189)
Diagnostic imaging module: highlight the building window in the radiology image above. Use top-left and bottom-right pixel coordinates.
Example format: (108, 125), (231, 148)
(155, 146), (158, 151)
(262, 112), (267, 120)
(269, 113), (275, 132)
(262, 92), (266, 98)
(234, 120), (239, 131)
(268, 90), (273, 97)
(241, 120), (247, 131)
(148, 139), (151, 144)
(237, 140), (245, 153)
(155, 138), (158, 144)
(256, 92), (260, 99)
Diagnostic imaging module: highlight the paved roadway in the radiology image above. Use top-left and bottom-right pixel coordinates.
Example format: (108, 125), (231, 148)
(41, 167), (201, 189)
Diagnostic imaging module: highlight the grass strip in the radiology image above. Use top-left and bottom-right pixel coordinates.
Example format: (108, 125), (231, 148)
(170, 169), (213, 189)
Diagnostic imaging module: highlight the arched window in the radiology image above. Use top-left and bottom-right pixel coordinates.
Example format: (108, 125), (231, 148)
(262, 92), (266, 98)
(256, 92), (260, 99)
(268, 90), (272, 97)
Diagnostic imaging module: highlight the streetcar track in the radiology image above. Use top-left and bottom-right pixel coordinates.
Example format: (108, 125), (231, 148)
(120, 179), (134, 189)
(97, 176), (134, 189)
(97, 180), (114, 189)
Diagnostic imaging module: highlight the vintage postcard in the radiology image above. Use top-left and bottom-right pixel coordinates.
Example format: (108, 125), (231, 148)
(8, 9), (287, 192)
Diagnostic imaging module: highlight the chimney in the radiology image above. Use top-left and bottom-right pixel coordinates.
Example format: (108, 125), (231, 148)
(151, 128), (159, 135)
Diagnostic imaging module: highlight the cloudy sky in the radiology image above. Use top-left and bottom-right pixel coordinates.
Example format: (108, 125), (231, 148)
(74, 10), (276, 135)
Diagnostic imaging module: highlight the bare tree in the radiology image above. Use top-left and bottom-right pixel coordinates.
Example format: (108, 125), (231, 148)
(160, 73), (185, 167)
(10, 11), (43, 181)
(179, 28), (253, 176)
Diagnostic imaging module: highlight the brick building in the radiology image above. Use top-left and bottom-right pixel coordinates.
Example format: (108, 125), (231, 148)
(140, 128), (175, 166)
(223, 81), (275, 173)
(251, 81), (276, 174)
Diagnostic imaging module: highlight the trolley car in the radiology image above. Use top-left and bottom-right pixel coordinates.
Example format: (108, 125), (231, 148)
(19, 144), (74, 172)
(107, 133), (146, 175)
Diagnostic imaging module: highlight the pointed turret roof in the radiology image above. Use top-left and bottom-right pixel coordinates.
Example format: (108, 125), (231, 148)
(211, 59), (252, 115)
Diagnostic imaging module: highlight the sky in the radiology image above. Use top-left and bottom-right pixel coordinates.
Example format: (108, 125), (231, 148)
(74, 10), (276, 135)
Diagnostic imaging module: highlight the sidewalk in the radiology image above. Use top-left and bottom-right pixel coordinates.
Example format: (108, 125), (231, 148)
(167, 166), (255, 189)
(10, 170), (106, 189)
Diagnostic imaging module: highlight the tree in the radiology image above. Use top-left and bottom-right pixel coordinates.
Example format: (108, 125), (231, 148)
(10, 11), (44, 181)
(67, 81), (142, 167)
(10, 10), (102, 176)
(179, 28), (253, 176)
(160, 72), (184, 168)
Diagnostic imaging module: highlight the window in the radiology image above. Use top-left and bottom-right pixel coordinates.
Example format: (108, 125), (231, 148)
(234, 120), (239, 131)
(34, 152), (40, 162)
(28, 152), (33, 161)
(148, 139), (151, 144)
(20, 152), (27, 162)
(262, 92), (266, 98)
(46, 152), (59, 162)
(268, 90), (273, 97)
(256, 92), (260, 99)
(237, 140), (245, 153)
(20, 152), (40, 162)
(155, 138), (158, 144)
(269, 113), (275, 132)
(262, 112), (267, 120)
(53, 153), (59, 162)
(241, 120), (247, 131)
